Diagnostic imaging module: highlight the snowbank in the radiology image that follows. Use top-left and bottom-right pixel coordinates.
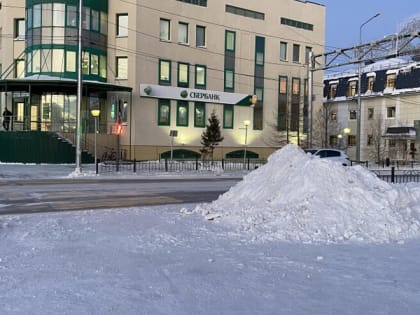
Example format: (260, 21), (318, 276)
(194, 144), (420, 243)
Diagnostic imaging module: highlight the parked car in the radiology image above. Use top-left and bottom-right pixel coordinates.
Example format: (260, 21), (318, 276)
(304, 148), (350, 166)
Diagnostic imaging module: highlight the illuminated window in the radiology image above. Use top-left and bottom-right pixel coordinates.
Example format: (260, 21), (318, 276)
(195, 65), (206, 88)
(386, 73), (396, 89)
(158, 100), (170, 125)
(177, 101), (189, 126)
(159, 59), (171, 84)
(177, 62), (189, 87)
(194, 102), (205, 127)
(116, 56), (127, 79)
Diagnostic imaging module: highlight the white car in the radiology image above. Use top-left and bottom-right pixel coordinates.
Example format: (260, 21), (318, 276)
(304, 148), (350, 166)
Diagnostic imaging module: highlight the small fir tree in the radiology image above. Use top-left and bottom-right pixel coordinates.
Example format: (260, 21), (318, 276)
(200, 110), (224, 161)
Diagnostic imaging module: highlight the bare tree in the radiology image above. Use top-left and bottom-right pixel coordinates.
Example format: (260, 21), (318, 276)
(366, 113), (385, 164)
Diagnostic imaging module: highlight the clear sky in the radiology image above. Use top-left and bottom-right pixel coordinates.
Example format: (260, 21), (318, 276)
(316, 0), (419, 51)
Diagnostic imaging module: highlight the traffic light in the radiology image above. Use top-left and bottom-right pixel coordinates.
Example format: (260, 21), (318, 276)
(115, 123), (123, 136)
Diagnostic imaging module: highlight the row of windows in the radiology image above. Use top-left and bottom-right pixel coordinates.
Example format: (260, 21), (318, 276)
(158, 100), (237, 129)
(159, 59), (207, 88)
(329, 106), (397, 122)
(279, 76), (308, 96)
(281, 17), (313, 31)
(328, 73), (398, 99)
(225, 5), (265, 20)
(27, 3), (108, 35)
(160, 18), (206, 47)
(280, 42), (312, 64)
(177, 0), (207, 7)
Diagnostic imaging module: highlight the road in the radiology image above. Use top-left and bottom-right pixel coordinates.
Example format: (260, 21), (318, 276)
(0, 177), (241, 215)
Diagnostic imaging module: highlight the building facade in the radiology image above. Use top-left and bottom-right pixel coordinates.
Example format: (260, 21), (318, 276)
(323, 58), (420, 164)
(0, 0), (326, 162)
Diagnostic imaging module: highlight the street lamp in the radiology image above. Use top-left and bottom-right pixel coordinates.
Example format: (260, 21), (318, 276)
(356, 12), (380, 162)
(243, 120), (250, 167)
(344, 127), (351, 153)
(90, 108), (100, 174)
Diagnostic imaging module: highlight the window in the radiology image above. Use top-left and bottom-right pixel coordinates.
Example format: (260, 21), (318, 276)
(117, 14), (128, 37)
(349, 110), (357, 120)
(368, 108), (374, 120)
(225, 31), (235, 51)
(91, 10), (99, 32)
(158, 100), (171, 125)
(386, 73), (396, 89)
(196, 25), (206, 47)
(15, 59), (25, 78)
(194, 102), (205, 127)
(178, 22), (188, 44)
(256, 52), (264, 65)
(348, 135), (356, 146)
(330, 111), (337, 121)
(367, 76), (375, 91)
(82, 51), (90, 74)
(225, 69), (234, 90)
(225, 5), (264, 20)
(159, 59), (171, 84)
(177, 62), (189, 87)
(281, 17), (313, 31)
(280, 42), (287, 61)
(177, 101), (189, 126)
(195, 65), (206, 88)
(67, 5), (77, 27)
(100, 55), (107, 78)
(116, 56), (128, 79)
(387, 106), (396, 118)
(292, 44), (300, 63)
(14, 18), (25, 39)
(53, 3), (65, 27)
(33, 4), (41, 28)
(177, 0), (207, 7)
(52, 49), (64, 72)
(347, 80), (357, 97)
(223, 104), (234, 129)
(305, 46), (312, 65)
(329, 84), (337, 99)
(255, 87), (263, 102)
(292, 78), (300, 95)
(279, 76), (287, 94)
(91, 54), (99, 75)
(66, 51), (76, 72)
(329, 135), (339, 147)
(160, 18), (170, 41)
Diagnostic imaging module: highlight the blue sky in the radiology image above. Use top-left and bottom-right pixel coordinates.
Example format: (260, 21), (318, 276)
(316, 1), (419, 51)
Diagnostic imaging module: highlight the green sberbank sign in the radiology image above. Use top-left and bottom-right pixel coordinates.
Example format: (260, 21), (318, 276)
(140, 84), (252, 106)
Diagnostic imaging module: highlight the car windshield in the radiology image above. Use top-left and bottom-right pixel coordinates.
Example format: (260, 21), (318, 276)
(304, 149), (318, 154)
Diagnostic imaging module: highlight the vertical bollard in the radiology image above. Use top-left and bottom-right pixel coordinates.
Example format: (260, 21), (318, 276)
(96, 158), (99, 174)
(391, 166), (395, 183)
(133, 159), (136, 173)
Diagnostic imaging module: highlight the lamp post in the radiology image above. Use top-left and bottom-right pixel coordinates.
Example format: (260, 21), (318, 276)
(356, 12), (380, 162)
(91, 108), (100, 174)
(243, 120), (250, 167)
(343, 127), (351, 154)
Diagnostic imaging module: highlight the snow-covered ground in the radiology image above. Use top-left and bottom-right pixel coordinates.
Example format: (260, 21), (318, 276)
(1, 144), (420, 314)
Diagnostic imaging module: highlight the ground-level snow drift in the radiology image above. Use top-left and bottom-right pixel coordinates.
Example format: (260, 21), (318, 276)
(194, 144), (420, 243)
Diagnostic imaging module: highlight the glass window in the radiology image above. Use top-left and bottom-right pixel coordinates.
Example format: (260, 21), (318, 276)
(53, 3), (65, 27)
(83, 6), (90, 30)
(280, 42), (287, 61)
(293, 44), (300, 63)
(53, 27), (64, 44)
(178, 22), (188, 44)
(386, 74), (396, 89)
(158, 100), (171, 125)
(33, 4), (41, 28)
(33, 49), (41, 72)
(225, 69), (234, 89)
(349, 110), (357, 120)
(82, 51), (90, 74)
(27, 8), (33, 29)
(15, 59), (25, 78)
(159, 59), (171, 84)
(67, 5), (77, 27)
(116, 56), (128, 79)
(117, 14), (128, 37)
(91, 54), (99, 75)
(14, 19), (25, 39)
(279, 76), (287, 94)
(368, 107), (374, 120)
(178, 62), (189, 87)
(100, 55), (107, 78)
(348, 135), (356, 146)
(52, 49), (64, 72)
(66, 51), (76, 72)
(195, 65), (206, 87)
(100, 12), (108, 35)
(41, 49), (51, 72)
(42, 3), (52, 27)
(91, 10), (99, 32)
(256, 52), (264, 65)
(387, 106), (396, 118)
(329, 84), (337, 98)
(255, 87), (263, 102)
(347, 81), (357, 97)
(196, 25), (206, 47)
(292, 78), (300, 95)
(367, 77), (375, 91)
(330, 111), (337, 121)
(226, 30), (235, 51)
(194, 102), (205, 127)
(177, 101), (189, 126)
(223, 104), (234, 129)
(160, 18), (170, 41)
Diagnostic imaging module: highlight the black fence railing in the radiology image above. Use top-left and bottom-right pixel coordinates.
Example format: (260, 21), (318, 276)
(371, 167), (420, 183)
(99, 158), (266, 174)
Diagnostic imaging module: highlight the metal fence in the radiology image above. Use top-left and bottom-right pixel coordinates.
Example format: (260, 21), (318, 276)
(371, 167), (420, 183)
(99, 158), (266, 173)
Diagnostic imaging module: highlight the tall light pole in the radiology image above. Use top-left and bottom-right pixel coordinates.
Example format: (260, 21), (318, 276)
(356, 12), (380, 162)
(75, 0), (83, 174)
(91, 109), (100, 174)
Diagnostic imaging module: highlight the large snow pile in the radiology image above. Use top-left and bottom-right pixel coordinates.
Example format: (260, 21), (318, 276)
(194, 144), (420, 243)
